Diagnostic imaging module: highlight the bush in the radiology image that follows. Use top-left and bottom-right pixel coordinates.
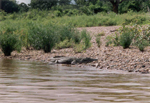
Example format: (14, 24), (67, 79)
(97, 32), (105, 36)
(54, 10), (62, 17)
(26, 22), (91, 53)
(74, 42), (85, 53)
(57, 25), (78, 42)
(96, 36), (101, 48)
(120, 30), (133, 49)
(27, 22), (57, 53)
(137, 40), (149, 52)
(81, 30), (91, 50)
(0, 28), (22, 56)
(105, 35), (114, 47)
(73, 30), (91, 53)
(80, 6), (93, 15)
(124, 16), (146, 25)
(55, 39), (74, 49)
(113, 33), (120, 46)
(106, 24), (150, 51)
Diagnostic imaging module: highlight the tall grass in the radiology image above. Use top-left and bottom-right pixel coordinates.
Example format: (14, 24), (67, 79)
(0, 27), (22, 56)
(0, 20), (91, 55)
(106, 24), (150, 51)
(1, 10), (149, 27)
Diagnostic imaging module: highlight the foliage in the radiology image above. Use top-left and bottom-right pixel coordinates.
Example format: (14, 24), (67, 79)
(27, 22), (57, 53)
(124, 16), (146, 25)
(105, 35), (114, 47)
(97, 32), (105, 36)
(106, 24), (150, 51)
(74, 42), (85, 53)
(1, 5), (150, 27)
(73, 30), (91, 53)
(113, 33), (120, 46)
(81, 30), (91, 50)
(25, 21), (91, 53)
(1, 0), (150, 14)
(55, 39), (74, 49)
(137, 40), (149, 52)
(119, 27), (133, 49)
(0, 27), (22, 56)
(96, 36), (101, 48)
(58, 0), (71, 5)
(19, 3), (29, 12)
(0, 19), (91, 54)
(1, 0), (20, 13)
(30, 0), (58, 10)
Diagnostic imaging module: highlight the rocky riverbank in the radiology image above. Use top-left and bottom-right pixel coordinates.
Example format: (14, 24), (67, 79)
(1, 26), (150, 74)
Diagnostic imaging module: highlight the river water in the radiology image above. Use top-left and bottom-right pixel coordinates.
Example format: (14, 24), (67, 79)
(0, 59), (150, 103)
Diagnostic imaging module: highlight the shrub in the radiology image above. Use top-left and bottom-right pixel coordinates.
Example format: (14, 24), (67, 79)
(0, 28), (22, 56)
(113, 33), (120, 46)
(132, 26), (150, 52)
(10, 12), (18, 20)
(80, 6), (93, 15)
(81, 30), (91, 50)
(97, 32), (105, 36)
(74, 42), (85, 53)
(107, 24), (150, 51)
(120, 31), (133, 49)
(27, 22), (57, 53)
(58, 25), (78, 42)
(54, 10), (62, 17)
(105, 35), (114, 47)
(137, 40), (149, 52)
(124, 16), (146, 25)
(73, 30), (91, 53)
(27, 22), (91, 53)
(55, 39), (74, 49)
(96, 36), (101, 48)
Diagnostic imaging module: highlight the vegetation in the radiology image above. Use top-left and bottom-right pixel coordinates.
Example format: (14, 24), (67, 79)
(97, 32), (105, 36)
(119, 27), (134, 49)
(0, 20), (91, 55)
(0, 27), (22, 56)
(96, 34), (101, 48)
(1, 0), (150, 14)
(1, 0), (150, 56)
(0, 10), (149, 27)
(106, 24), (150, 51)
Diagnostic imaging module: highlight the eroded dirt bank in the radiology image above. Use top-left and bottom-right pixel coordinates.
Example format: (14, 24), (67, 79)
(1, 26), (150, 74)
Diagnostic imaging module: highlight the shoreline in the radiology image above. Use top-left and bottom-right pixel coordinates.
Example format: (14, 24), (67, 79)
(1, 26), (150, 74)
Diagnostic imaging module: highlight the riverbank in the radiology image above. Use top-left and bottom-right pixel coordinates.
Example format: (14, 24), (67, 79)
(1, 26), (150, 74)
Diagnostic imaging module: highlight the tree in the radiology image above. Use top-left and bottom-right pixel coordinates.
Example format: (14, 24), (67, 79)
(74, 0), (86, 5)
(30, 0), (58, 10)
(0, 0), (1, 10)
(1, 0), (19, 13)
(59, 0), (71, 5)
(108, 0), (125, 13)
(74, 0), (98, 6)
(118, 0), (149, 13)
(19, 3), (29, 12)
(88, 0), (98, 5)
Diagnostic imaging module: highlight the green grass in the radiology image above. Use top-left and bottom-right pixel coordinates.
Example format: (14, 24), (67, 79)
(1, 10), (150, 27)
(106, 24), (150, 51)
(0, 19), (92, 55)
(96, 36), (101, 48)
(1, 10), (150, 55)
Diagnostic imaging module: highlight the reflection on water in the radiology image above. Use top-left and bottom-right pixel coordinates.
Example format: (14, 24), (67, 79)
(0, 59), (150, 103)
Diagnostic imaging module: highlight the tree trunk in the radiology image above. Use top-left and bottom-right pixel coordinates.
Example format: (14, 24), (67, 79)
(147, 6), (150, 12)
(0, 0), (1, 10)
(109, 0), (125, 14)
(112, 3), (118, 13)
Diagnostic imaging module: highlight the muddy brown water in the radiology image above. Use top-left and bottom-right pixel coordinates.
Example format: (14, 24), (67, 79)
(0, 59), (150, 103)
